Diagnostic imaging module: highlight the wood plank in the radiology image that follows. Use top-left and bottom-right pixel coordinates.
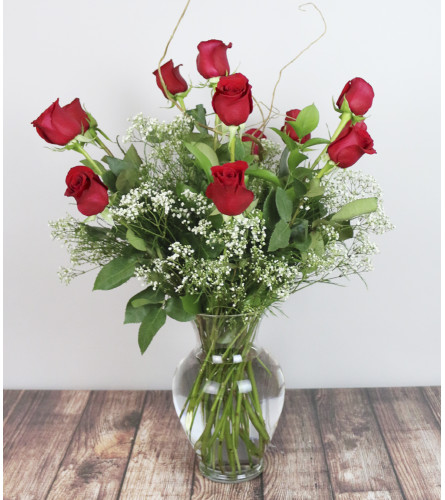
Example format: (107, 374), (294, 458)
(4, 390), (90, 500)
(3, 390), (24, 423)
(422, 386), (441, 426)
(46, 391), (146, 500)
(336, 493), (392, 500)
(262, 389), (332, 500)
(314, 388), (403, 499)
(119, 391), (195, 500)
(368, 387), (441, 500)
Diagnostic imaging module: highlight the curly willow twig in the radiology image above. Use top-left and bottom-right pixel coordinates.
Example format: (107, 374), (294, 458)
(258, 2), (327, 132)
(156, 1), (327, 134)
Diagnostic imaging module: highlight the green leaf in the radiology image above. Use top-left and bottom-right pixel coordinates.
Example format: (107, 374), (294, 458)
(287, 150), (308, 171)
(126, 228), (147, 251)
(83, 225), (110, 241)
(270, 127), (298, 151)
(130, 288), (164, 307)
(290, 218), (308, 243)
(165, 297), (196, 322)
(291, 167), (315, 182)
(103, 157), (135, 176)
(184, 142), (214, 182)
(115, 167), (139, 194)
(268, 220), (291, 252)
(305, 178), (325, 198)
(263, 189), (280, 230)
(181, 294), (201, 315)
(124, 144), (142, 168)
(124, 302), (152, 324)
(309, 230), (325, 256)
(331, 197), (378, 222)
(245, 167), (281, 187)
(290, 104), (319, 140)
(300, 137), (330, 149)
(101, 170), (117, 191)
(138, 305), (166, 354)
(215, 143), (231, 163)
(292, 179), (307, 197)
(275, 187), (293, 222)
(93, 256), (138, 290)
(337, 222), (354, 241)
(186, 104), (208, 134)
(278, 148), (290, 178)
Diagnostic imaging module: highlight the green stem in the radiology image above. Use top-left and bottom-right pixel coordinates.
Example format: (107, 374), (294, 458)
(72, 143), (106, 176)
(95, 136), (114, 157)
(311, 112), (352, 171)
(228, 125), (237, 162)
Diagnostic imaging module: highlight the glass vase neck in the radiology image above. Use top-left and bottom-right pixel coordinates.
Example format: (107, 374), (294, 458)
(192, 313), (263, 355)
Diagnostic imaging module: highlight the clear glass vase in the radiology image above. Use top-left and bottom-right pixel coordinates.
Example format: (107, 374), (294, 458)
(172, 313), (285, 483)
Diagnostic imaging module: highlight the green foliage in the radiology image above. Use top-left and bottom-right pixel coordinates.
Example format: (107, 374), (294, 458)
(270, 127), (298, 151)
(138, 305), (166, 354)
(275, 188), (293, 222)
(331, 197), (378, 221)
(165, 297), (196, 321)
(245, 167), (281, 187)
(93, 255), (138, 290)
(184, 142), (214, 182)
(288, 104), (319, 140)
(186, 104), (208, 134)
(268, 220), (291, 252)
(126, 228), (147, 251)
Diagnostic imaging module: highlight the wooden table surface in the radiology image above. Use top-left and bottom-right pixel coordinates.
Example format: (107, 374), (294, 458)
(3, 387), (440, 500)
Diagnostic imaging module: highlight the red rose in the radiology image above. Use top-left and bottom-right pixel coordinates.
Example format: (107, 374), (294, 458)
(65, 166), (109, 216)
(205, 161), (254, 216)
(196, 39), (232, 79)
(336, 77), (374, 116)
(281, 109), (311, 143)
(327, 121), (376, 168)
(153, 60), (188, 97)
(212, 73), (253, 126)
(242, 128), (267, 155)
(31, 98), (89, 146)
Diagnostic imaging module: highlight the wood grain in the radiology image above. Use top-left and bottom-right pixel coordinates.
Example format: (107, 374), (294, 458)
(46, 391), (146, 500)
(3, 390), (24, 424)
(422, 386), (440, 426)
(119, 390), (196, 500)
(368, 387), (441, 500)
(4, 390), (90, 500)
(262, 389), (333, 500)
(314, 388), (403, 499)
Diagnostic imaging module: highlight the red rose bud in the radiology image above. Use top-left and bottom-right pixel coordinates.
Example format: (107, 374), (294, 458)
(196, 39), (232, 79)
(336, 77), (374, 116)
(205, 161), (254, 216)
(212, 73), (253, 126)
(31, 98), (90, 146)
(242, 128), (267, 155)
(327, 122), (376, 168)
(281, 109), (311, 143)
(153, 60), (188, 97)
(65, 166), (109, 216)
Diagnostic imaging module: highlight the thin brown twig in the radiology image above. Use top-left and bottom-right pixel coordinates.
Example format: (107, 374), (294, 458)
(157, 0), (192, 112)
(259, 2), (327, 132)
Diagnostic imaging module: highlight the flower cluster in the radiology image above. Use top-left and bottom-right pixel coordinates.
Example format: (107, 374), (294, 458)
(33, 33), (392, 354)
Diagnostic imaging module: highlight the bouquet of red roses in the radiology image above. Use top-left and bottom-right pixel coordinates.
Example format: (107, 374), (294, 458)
(32, 35), (392, 481)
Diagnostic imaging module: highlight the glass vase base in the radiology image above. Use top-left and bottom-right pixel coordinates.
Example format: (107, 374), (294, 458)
(198, 460), (263, 484)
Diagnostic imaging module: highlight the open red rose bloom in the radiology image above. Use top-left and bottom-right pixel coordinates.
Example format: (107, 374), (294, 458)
(205, 161), (254, 216)
(65, 166), (109, 216)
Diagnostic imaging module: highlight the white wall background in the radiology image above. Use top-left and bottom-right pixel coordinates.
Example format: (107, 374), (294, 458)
(4, 0), (440, 389)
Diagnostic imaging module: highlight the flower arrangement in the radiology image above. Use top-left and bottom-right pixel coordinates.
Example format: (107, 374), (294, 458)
(32, 13), (392, 482)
